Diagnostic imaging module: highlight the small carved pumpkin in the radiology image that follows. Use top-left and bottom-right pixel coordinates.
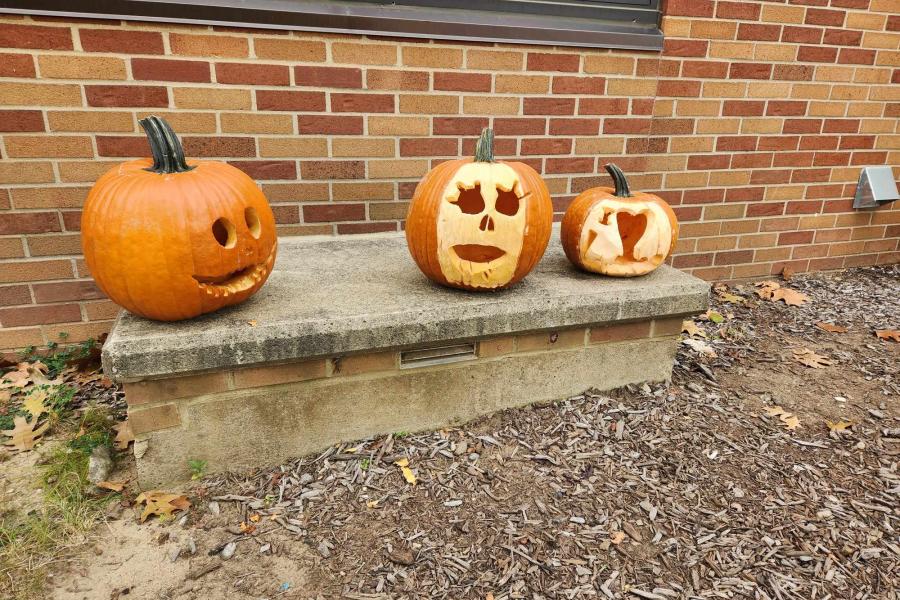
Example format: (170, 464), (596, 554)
(406, 129), (553, 291)
(81, 116), (277, 321)
(561, 163), (678, 277)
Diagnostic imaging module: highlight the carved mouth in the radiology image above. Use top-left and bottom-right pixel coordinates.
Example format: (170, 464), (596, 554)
(452, 244), (506, 263)
(192, 246), (276, 298)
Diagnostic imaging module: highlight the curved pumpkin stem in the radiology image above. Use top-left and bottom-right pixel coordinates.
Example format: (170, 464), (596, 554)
(474, 127), (495, 163)
(604, 163), (631, 198)
(139, 115), (194, 174)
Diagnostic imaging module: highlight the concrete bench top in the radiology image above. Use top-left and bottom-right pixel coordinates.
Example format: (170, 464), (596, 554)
(103, 228), (709, 381)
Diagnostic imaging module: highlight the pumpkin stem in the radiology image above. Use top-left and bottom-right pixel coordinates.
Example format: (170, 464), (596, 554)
(604, 163), (631, 198)
(474, 128), (495, 163)
(139, 115), (194, 174)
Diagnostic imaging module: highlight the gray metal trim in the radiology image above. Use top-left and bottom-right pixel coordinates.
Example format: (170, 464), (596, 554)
(0, 0), (663, 51)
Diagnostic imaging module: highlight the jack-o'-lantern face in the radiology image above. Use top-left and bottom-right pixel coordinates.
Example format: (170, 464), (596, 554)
(562, 164), (678, 277)
(406, 129), (553, 291)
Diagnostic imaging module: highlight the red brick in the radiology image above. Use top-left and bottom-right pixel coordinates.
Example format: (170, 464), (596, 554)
(96, 136), (149, 157)
(889, 15), (900, 32)
(604, 118), (652, 134)
(849, 151), (887, 165)
(812, 152), (850, 166)
(791, 168), (831, 183)
(182, 136), (255, 157)
(632, 99), (656, 115)
(0, 304), (81, 327)
(400, 138), (458, 157)
(257, 90), (326, 112)
(783, 119), (823, 134)
(779, 231), (814, 245)
(823, 29), (862, 46)
(683, 189), (725, 204)
(673, 253), (713, 268)
(782, 26), (824, 44)
(526, 53), (580, 72)
(774, 64), (814, 80)
(523, 98), (575, 115)
(367, 70), (429, 91)
(579, 98), (629, 115)
(552, 76), (605, 94)
(216, 62), (289, 85)
(548, 118), (600, 135)
(337, 223), (396, 234)
(271, 205), (300, 224)
(767, 101), (808, 116)
(294, 66), (361, 88)
(829, 0), (867, 7)
(822, 119), (860, 133)
(747, 202), (785, 217)
(798, 46), (838, 62)
(726, 187), (765, 202)
(838, 49), (876, 65)
(716, 2), (761, 20)
(666, 0), (714, 17)
(79, 29), (164, 54)
(797, 135), (837, 150)
(0, 285), (31, 307)
(521, 138), (573, 155)
(0, 53), (35, 78)
(0, 24), (72, 50)
(658, 80), (701, 97)
(330, 93), (394, 113)
(688, 155), (730, 170)
(785, 201), (824, 214)
(0, 212), (60, 234)
(839, 135), (874, 150)
(723, 100), (766, 116)
(435, 117), (490, 135)
(228, 160), (296, 180)
(717, 136), (758, 151)
(300, 160), (365, 180)
(85, 85), (168, 108)
(0, 110), (44, 132)
(303, 203), (365, 222)
(729, 63), (773, 79)
(33, 281), (104, 303)
(297, 115), (362, 134)
(132, 58), (210, 82)
(805, 8), (846, 27)
(773, 152), (814, 167)
(681, 60), (729, 78)
(737, 24), (781, 41)
(806, 184), (845, 199)
(715, 250), (754, 265)
(433, 72), (491, 92)
(731, 153), (773, 168)
(663, 39), (708, 58)
(545, 157), (594, 174)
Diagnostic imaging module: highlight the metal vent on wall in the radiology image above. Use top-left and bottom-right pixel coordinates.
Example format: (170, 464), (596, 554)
(853, 166), (900, 209)
(400, 343), (476, 369)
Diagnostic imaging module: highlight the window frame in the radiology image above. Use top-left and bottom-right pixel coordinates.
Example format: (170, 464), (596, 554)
(1, 0), (663, 51)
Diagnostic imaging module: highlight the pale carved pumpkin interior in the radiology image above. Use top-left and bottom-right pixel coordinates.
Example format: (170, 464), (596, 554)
(579, 200), (673, 276)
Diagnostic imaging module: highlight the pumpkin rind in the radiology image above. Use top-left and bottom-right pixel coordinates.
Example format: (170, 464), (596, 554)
(81, 116), (277, 321)
(561, 164), (678, 277)
(405, 129), (553, 291)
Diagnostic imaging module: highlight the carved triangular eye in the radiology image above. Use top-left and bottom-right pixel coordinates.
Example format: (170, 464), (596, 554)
(495, 188), (520, 216)
(455, 184), (484, 214)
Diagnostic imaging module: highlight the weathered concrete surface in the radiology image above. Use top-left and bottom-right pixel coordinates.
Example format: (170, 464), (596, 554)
(104, 227), (708, 381)
(136, 336), (677, 488)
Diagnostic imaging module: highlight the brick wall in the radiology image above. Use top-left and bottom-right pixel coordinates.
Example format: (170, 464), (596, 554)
(0, 1), (898, 352)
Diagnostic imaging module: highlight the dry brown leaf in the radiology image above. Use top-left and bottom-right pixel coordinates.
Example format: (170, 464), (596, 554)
(826, 420), (854, 433)
(875, 329), (900, 342)
(681, 320), (706, 338)
(763, 406), (801, 431)
(764, 405), (786, 417)
(781, 414), (801, 431)
(781, 266), (795, 281)
(772, 287), (809, 306)
(114, 420), (135, 451)
(97, 480), (126, 492)
(2, 416), (49, 451)
(21, 391), (49, 419)
(816, 322), (847, 334)
(755, 281), (781, 299)
(717, 291), (745, 304)
(248, 320), (258, 327)
(135, 491), (191, 522)
(239, 521), (257, 534)
(610, 531), (625, 545)
(486, 594), (495, 600)
(793, 348), (833, 369)
(394, 457), (417, 486)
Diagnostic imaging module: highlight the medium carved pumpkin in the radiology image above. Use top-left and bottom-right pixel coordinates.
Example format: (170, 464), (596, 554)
(406, 128), (553, 291)
(561, 163), (678, 277)
(81, 116), (277, 321)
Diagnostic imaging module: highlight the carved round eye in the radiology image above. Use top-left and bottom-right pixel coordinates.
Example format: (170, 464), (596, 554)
(245, 207), (261, 239)
(496, 189), (520, 216)
(212, 217), (236, 248)
(455, 184), (485, 215)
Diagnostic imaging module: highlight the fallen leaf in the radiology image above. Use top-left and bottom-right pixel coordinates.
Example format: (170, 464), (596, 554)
(135, 491), (191, 522)
(764, 405), (787, 417)
(239, 521), (256, 534)
(249, 513), (260, 523)
(781, 414), (801, 431)
(755, 280), (781, 299)
(610, 531), (625, 545)
(681, 338), (717, 357)
(717, 291), (745, 304)
(97, 480), (126, 492)
(793, 348), (833, 369)
(681, 321), (706, 338)
(247, 320), (258, 327)
(114, 420), (134, 450)
(706, 310), (725, 324)
(366, 500), (379, 509)
(816, 322), (847, 334)
(1, 416), (49, 451)
(394, 457), (417, 486)
(763, 406), (801, 431)
(781, 266), (794, 281)
(772, 287), (809, 306)
(826, 420), (854, 433)
(875, 329), (900, 342)
(21, 390), (49, 419)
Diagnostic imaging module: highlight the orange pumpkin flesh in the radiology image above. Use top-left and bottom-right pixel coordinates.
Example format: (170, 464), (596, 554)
(406, 129), (553, 291)
(81, 116), (277, 321)
(562, 164), (678, 277)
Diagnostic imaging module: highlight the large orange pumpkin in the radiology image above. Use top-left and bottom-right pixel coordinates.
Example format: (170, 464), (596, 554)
(561, 163), (678, 277)
(405, 128), (553, 291)
(81, 116), (277, 321)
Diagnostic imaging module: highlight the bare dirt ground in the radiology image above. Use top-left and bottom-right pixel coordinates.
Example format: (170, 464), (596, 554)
(4, 265), (898, 600)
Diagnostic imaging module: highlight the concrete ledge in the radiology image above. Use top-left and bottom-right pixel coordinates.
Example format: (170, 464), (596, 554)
(103, 228), (708, 382)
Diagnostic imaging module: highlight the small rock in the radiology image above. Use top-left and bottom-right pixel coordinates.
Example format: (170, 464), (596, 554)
(168, 546), (182, 562)
(299, 473), (313, 485)
(732, 487), (745, 498)
(207, 501), (220, 515)
(177, 515), (189, 528)
(443, 500), (462, 507)
(87, 446), (113, 489)
(386, 546), (415, 566)
(259, 543), (271, 554)
(133, 439), (149, 459)
(569, 516), (585, 524)
(316, 540), (332, 558)
(220, 542), (237, 560)
(468, 453), (480, 461)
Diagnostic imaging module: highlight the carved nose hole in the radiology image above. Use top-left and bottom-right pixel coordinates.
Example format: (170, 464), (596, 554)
(495, 188), (520, 216)
(479, 215), (495, 231)
(455, 184), (485, 214)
